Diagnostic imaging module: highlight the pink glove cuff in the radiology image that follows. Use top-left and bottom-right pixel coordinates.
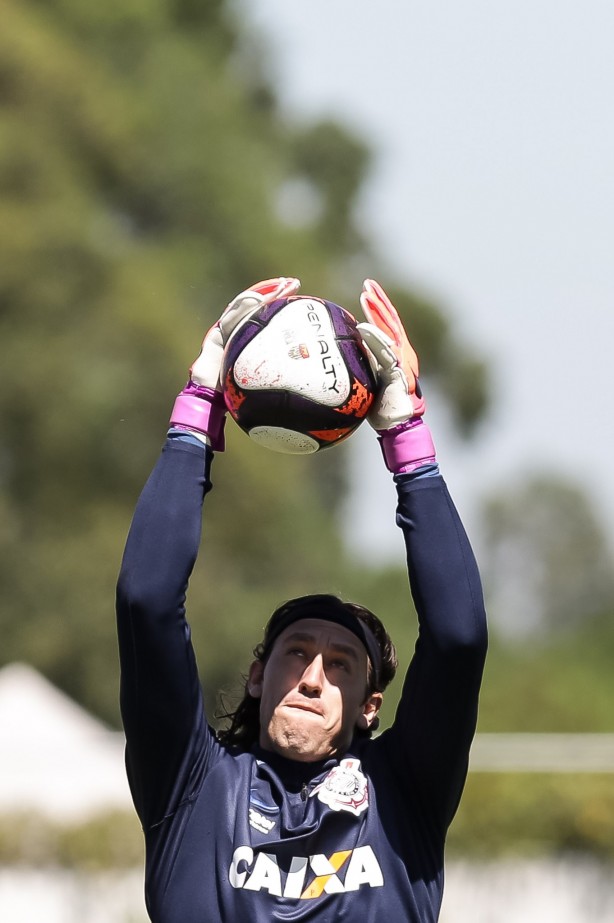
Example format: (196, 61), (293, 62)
(170, 384), (226, 452)
(377, 419), (436, 474)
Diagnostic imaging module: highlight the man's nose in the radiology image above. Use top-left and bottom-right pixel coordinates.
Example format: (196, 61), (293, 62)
(299, 655), (324, 696)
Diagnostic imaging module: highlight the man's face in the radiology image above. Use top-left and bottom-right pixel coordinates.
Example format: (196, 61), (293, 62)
(248, 617), (382, 762)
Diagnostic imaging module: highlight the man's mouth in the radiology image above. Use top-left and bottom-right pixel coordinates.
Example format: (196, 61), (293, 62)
(284, 701), (323, 716)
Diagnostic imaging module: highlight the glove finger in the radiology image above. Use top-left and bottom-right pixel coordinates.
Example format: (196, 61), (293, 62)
(189, 324), (224, 388)
(358, 323), (410, 394)
(250, 277), (301, 300)
(360, 279), (420, 386)
(356, 322), (397, 371)
(220, 277), (301, 342)
(360, 279), (405, 347)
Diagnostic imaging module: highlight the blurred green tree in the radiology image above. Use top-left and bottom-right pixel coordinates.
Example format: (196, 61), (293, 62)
(480, 473), (614, 639)
(477, 611), (614, 732)
(0, 0), (488, 723)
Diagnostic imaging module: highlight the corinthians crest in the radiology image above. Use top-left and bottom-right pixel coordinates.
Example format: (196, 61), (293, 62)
(311, 759), (369, 816)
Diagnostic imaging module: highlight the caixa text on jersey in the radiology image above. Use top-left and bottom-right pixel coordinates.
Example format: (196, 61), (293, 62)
(229, 845), (384, 900)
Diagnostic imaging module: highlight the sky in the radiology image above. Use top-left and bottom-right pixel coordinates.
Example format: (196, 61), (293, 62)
(241, 0), (614, 562)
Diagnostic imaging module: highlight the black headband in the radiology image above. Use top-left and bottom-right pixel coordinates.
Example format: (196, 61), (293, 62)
(263, 600), (383, 690)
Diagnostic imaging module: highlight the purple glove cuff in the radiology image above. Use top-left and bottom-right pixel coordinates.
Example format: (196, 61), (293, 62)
(169, 383), (226, 452)
(377, 418), (436, 474)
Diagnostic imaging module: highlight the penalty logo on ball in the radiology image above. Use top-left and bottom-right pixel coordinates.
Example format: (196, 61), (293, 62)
(222, 296), (376, 455)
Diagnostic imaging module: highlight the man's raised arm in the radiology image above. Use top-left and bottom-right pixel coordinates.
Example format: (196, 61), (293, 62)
(358, 280), (487, 830)
(116, 277), (300, 827)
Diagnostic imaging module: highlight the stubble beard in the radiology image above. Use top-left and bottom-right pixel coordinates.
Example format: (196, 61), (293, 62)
(265, 710), (335, 763)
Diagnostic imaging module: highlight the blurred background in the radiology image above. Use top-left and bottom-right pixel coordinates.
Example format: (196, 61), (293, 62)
(1, 1), (613, 920)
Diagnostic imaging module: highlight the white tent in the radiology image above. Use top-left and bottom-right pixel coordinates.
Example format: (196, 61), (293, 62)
(0, 662), (132, 820)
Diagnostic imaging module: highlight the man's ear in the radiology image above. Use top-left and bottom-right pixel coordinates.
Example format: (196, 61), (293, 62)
(247, 660), (264, 698)
(356, 692), (383, 731)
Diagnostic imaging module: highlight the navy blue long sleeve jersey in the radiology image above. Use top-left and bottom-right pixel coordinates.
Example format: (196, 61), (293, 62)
(116, 438), (487, 923)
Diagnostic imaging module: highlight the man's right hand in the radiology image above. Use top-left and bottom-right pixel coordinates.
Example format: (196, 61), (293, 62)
(190, 278), (301, 391)
(170, 277), (300, 450)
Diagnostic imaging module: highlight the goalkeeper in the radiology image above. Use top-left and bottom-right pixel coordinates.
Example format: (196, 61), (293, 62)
(116, 277), (487, 923)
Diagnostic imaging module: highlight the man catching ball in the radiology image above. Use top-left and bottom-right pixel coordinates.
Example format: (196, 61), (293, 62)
(116, 277), (488, 922)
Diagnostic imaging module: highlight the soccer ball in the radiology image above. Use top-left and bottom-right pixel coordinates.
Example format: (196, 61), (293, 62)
(221, 295), (377, 454)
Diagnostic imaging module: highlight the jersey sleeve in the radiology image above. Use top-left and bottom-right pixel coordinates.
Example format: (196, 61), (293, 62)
(116, 437), (219, 829)
(379, 473), (488, 831)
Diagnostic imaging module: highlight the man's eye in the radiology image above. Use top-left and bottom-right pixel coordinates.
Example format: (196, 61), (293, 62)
(330, 659), (349, 671)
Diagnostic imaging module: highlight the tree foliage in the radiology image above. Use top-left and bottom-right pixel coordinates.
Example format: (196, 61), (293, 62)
(449, 773), (614, 860)
(0, 0), (490, 724)
(476, 472), (614, 734)
(478, 614), (614, 732)
(480, 473), (614, 638)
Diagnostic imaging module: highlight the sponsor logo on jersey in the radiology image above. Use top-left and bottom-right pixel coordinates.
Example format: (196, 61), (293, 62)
(310, 758), (369, 816)
(249, 808), (276, 834)
(229, 845), (383, 899)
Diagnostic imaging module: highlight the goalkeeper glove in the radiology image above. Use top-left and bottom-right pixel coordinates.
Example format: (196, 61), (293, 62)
(357, 279), (435, 473)
(170, 277), (301, 450)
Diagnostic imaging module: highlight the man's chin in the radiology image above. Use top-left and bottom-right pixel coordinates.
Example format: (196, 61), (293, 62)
(263, 716), (338, 762)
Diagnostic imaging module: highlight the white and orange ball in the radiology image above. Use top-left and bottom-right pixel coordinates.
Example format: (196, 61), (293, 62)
(221, 295), (377, 454)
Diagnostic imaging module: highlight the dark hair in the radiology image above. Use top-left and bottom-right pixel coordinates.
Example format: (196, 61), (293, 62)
(216, 594), (398, 750)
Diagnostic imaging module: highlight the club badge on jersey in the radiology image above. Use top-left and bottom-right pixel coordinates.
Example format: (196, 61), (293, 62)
(311, 759), (369, 816)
